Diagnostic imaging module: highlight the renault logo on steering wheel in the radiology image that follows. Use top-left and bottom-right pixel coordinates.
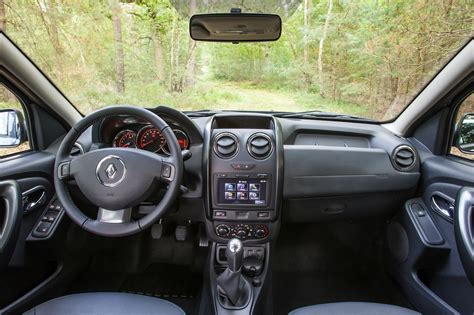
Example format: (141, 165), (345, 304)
(96, 155), (126, 187)
(105, 163), (117, 179)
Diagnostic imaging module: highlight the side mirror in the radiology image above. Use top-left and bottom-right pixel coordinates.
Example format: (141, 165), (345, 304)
(0, 109), (27, 148)
(455, 113), (474, 154)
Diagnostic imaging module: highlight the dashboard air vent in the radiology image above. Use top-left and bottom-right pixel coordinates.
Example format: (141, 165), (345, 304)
(392, 145), (416, 171)
(214, 133), (238, 159)
(247, 133), (273, 160)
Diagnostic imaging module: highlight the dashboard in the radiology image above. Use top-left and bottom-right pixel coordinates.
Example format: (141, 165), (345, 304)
(80, 106), (421, 244)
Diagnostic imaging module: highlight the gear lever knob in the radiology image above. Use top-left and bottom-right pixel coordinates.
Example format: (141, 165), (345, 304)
(226, 238), (243, 272)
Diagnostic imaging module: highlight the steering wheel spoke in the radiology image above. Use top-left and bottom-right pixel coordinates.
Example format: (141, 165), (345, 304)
(98, 207), (132, 223)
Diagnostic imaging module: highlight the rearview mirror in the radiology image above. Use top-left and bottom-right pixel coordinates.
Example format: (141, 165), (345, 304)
(455, 113), (474, 154)
(190, 13), (281, 43)
(0, 109), (26, 148)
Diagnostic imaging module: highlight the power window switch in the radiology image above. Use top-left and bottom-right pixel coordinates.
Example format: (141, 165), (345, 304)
(32, 222), (52, 238)
(42, 211), (59, 223)
(411, 203), (426, 217)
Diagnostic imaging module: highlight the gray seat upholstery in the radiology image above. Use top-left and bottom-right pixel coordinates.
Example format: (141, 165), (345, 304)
(24, 292), (185, 315)
(289, 302), (420, 315)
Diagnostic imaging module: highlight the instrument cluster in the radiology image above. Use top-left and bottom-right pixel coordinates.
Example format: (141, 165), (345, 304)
(112, 124), (190, 155)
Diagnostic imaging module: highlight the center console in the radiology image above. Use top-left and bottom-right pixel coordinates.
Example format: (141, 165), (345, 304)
(206, 115), (281, 243)
(204, 114), (282, 315)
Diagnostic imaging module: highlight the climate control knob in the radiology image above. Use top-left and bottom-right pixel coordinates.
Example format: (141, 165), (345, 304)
(254, 224), (269, 238)
(216, 224), (230, 237)
(236, 228), (247, 239)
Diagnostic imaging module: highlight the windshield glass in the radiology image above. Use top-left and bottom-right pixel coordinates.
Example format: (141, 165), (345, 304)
(2, 1), (472, 120)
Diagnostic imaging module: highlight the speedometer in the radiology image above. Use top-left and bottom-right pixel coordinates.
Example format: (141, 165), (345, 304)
(162, 129), (190, 155)
(137, 125), (165, 152)
(113, 130), (137, 148)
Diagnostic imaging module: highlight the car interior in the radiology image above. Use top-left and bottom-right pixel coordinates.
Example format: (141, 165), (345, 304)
(0, 5), (473, 315)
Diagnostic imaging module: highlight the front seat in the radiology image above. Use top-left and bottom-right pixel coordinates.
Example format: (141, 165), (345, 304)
(24, 292), (185, 315)
(290, 302), (420, 315)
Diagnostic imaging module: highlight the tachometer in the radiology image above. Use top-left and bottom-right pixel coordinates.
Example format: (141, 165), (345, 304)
(162, 129), (190, 155)
(137, 125), (165, 152)
(113, 130), (137, 148)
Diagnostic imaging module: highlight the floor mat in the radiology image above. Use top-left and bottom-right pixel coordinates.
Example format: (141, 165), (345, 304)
(67, 264), (201, 314)
(272, 221), (413, 315)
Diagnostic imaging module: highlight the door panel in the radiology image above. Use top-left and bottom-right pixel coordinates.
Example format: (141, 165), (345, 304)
(390, 145), (474, 315)
(0, 152), (55, 180)
(8, 176), (53, 267)
(0, 152), (55, 263)
(0, 152), (58, 308)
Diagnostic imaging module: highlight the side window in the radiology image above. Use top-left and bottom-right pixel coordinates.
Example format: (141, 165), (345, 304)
(450, 93), (474, 161)
(0, 84), (31, 157)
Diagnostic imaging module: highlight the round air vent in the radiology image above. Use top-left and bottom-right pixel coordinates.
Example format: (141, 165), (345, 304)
(213, 132), (238, 159)
(247, 133), (273, 160)
(392, 145), (416, 171)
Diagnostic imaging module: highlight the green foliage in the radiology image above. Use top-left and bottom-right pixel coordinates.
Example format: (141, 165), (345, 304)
(2, 0), (472, 120)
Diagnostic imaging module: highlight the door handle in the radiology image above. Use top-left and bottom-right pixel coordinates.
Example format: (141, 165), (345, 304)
(431, 193), (455, 221)
(454, 187), (474, 285)
(0, 180), (21, 269)
(22, 186), (47, 213)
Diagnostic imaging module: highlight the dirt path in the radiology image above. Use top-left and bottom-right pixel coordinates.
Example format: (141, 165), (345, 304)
(210, 82), (304, 112)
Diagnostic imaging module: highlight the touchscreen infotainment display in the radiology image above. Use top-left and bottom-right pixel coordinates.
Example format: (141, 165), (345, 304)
(217, 178), (267, 205)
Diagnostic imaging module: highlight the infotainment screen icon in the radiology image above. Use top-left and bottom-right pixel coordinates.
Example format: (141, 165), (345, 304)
(249, 183), (260, 192)
(225, 183), (236, 191)
(225, 191), (236, 200)
(249, 192), (259, 200)
(237, 183), (248, 191)
(237, 192), (248, 200)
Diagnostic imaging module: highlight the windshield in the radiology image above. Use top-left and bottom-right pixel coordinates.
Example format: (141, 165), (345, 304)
(2, 1), (472, 120)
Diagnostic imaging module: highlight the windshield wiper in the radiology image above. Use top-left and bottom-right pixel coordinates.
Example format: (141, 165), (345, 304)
(275, 111), (375, 122)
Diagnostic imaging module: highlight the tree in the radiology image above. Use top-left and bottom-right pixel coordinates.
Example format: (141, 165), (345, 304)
(317, 0), (333, 97)
(138, 0), (174, 83)
(110, 0), (125, 93)
(152, 31), (165, 82)
(0, 0), (6, 32)
(185, 0), (197, 86)
(35, 0), (64, 67)
(169, 12), (181, 92)
(303, 0), (311, 65)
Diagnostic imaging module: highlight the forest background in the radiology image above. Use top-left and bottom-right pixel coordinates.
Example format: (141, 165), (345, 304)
(0, 0), (472, 120)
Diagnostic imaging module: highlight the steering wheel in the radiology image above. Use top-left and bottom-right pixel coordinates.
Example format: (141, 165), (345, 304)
(54, 106), (183, 237)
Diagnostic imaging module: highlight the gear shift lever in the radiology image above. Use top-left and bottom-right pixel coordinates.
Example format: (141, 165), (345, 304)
(226, 238), (243, 272)
(216, 238), (251, 307)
